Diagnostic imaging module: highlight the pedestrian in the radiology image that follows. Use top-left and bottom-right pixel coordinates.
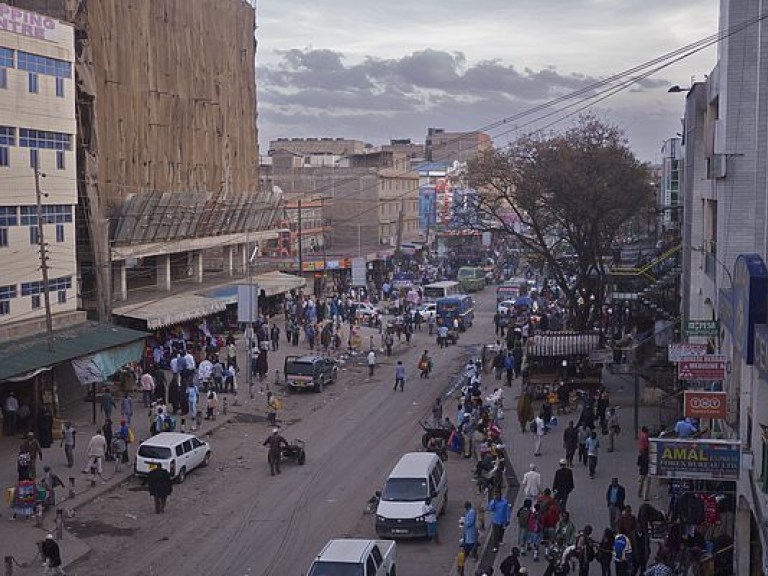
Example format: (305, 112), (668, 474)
(613, 530), (633, 576)
(503, 352), (515, 387)
(606, 477), (626, 531)
(186, 382), (198, 430)
(41, 534), (66, 575)
(393, 360), (406, 391)
(140, 370), (155, 408)
(112, 422), (128, 472)
(521, 463), (541, 499)
(270, 323), (280, 351)
(487, 491), (511, 553)
(555, 510), (576, 546)
(3, 391), (18, 436)
(644, 547), (675, 576)
(516, 498), (532, 555)
(499, 547), (521, 576)
(205, 389), (218, 420)
(526, 502), (543, 562)
(423, 496), (438, 543)
(533, 412), (545, 456)
(638, 425), (650, 454)
(596, 528), (615, 576)
(432, 398), (443, 425)
(262, 428), (289, 476)
(574, 525), (595, 576)
(83, 428), (107, 476)
(60, 421), (76, 468)
(586, 430), (600, 478)
(103, 418), (114, 461)
(100, 387), (116, 421)
(21, 432), (43, 479)
(41, 465), (64, 509)
(552, 458), (574, 512)
(637, 449), (651, 501)
(563, 420), (578, 466)
(147, 465), (173, 514)
(607, 407), (620, 452)
(418, 350), (431, 378)
(577, 424), (589, 466)
(461, 501), (479, 559)
(121, 393), (134, 425)
(367, 349), (376, 378)
(517, 392), (533, 434)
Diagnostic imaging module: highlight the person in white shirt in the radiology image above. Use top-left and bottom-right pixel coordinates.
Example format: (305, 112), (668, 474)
(198, 358), (213, 382)
(521, 463), (542, 499)
(534, 413), (546, 456)
(183, 351), (196, 373)
(367, 350), (376, 378)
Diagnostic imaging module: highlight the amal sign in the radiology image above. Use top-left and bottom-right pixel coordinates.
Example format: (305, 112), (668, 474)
(677, 355), (727, 381)
(685, 320), (719, 337)
(668, 343), (708, 362)
(0, 4), (57, 40)
(650, 439), (740, 479)
(684, 391), (727, 419)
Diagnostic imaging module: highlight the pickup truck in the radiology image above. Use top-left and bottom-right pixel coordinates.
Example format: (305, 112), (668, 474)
(307, 539), (397, 576)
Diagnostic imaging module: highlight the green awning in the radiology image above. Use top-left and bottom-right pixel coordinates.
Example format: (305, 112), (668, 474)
(0, 322), (148, 382)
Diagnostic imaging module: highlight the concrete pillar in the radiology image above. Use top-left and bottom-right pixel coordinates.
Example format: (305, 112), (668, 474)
(157, 254), (171, 292)
(192, 250), (203, 283)
(225, 245), (235, 277)
(112, 260), (127, 302)
(735, 501), (751, 575)
(233, 243), (247, 275)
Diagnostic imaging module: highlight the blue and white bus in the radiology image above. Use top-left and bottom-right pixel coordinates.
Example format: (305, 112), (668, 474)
(436, 294), (475, 331)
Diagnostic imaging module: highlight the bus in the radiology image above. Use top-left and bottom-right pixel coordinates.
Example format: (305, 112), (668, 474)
(423, 280), (461, 302)
(496, 278), (526, 303)
(436, 294), (475, 331)
(457, 266), (486, 292)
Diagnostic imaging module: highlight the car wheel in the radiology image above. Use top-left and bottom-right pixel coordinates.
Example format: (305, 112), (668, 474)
(202, 452), (211, 467)
(297, 449), (306, 465)
(177, 467), (187, 484)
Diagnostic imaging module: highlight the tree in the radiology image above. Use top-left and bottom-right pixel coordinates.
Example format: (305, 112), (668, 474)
(465, 115), (654, 330)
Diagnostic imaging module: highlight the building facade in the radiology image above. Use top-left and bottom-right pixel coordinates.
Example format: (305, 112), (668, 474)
(660, 137), (682, 233)
(0, 6), (80, 339)
(424, 127), (491, 163)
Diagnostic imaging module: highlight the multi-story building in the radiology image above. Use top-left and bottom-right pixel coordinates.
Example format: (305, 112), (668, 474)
(9, 0), (282, 328)
(0, 7), (81, 337)
(424, 127), (491, 163)
(679, 1), (768, 572)
(269, 137), (366, 158)
(659, 138), (682, 233)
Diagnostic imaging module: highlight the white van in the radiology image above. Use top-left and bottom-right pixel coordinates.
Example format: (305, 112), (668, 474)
(375, 452), (447, 539)
(135, 432), (212, 483)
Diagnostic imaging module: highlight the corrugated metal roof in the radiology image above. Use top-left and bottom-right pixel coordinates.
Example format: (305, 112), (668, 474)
(0, 322), (148, 382)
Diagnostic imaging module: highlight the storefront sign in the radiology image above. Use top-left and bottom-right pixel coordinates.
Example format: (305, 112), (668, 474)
(730, 254), (768, 363)
(677, 355), (727, 380)
(0, 4), (57, 40)
(650, 439), (740, 479)
(685, 320), (719, 337)
(668, 343), (708, 362)
(684, 391), (727, 419)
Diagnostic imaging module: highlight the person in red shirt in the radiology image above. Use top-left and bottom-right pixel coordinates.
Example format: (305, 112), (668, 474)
(638, 426), (650, 453)
(537, 488), (561, 542)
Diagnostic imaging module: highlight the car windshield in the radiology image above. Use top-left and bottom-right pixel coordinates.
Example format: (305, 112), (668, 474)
(285, 361), (316, 376)
(381, 477), (428, 502)
(138, 445), (172, 459)
(308, 563), (364, 576)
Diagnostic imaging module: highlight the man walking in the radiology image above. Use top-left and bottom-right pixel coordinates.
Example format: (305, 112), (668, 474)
(100, 387), (116, 422)
(393, 360), (406, 391)
(423, 497), (438, 543)
(3, 391), (18, 436)
(41, 534), (66, 575)
(586, 430), (600, 478)
(270, 323), (281, 351)
(553, 458), (574, 512)
(606, 477), (626, 531)
(121, 393), (134, 425)
(503, 352), (515, 387)
(637, 449), (651, 501)
(520, 463), (542, 500)
(367, 349), (376, 378)
(147, 465), (173, 513)
(461, 501), (479, 560)
(60, 421), (76, 468)
(534, 412), (545, 456)
(487, 491), (511, 552)
(140, 370), (155, 408)
(262, 428), (289, 476)
(563, 420), (578, 467)
(83, 428), (107, 476)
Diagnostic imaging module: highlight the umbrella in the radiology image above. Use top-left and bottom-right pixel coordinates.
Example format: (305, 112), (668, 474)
(516, 296), (534, 307)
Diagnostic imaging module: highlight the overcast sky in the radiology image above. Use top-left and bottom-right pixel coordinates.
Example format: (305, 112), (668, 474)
(255, 0), (718, 162)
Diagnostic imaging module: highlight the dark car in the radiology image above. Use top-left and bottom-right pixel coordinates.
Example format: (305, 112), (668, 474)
(284, 355), (338, 393)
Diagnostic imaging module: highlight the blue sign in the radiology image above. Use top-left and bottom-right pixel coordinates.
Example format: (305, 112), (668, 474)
(651, 439), (740, 479)
(731, 254), (768, 363)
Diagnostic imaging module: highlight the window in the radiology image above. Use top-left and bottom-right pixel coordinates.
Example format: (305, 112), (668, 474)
(55, 224), (64, 243)
(56, 150), (65, 170)
(29, 226), (39, 245)
(28, 72), (38, 93)
(0, 126), (15, 146)
(19, 129), (72, 150)
(47, 277), (72, 292)
(18, 51), (71, 78)
(0, 285), (17, 300)
(0, 68), (6, 89)
(0, 300), (8, 315)
(57, 290), (66, 304)
(0, 227), (6, 247)
(31, 294), (41, 309)
(0, 207), (17, 227)
(20, 206), (72, 227)
(0, 147), (8, 167)
(29, 149), (38, 169)
(55, 77), (64, 98)
(0, 48), (14, 68)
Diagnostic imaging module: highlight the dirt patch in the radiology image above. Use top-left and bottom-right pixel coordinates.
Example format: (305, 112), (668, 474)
(67, 519), (139, 538)
(231, 413), (268, 423)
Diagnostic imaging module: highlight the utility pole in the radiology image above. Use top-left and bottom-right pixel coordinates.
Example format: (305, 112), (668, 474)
(320, 196), (329, 296)
(34, 167), (53, 352)
(297, 198), (303, 279)
(394, 197), (405, 260)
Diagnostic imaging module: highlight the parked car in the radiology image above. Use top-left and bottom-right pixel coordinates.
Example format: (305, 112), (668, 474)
(497, 299), (517, 315)
(352, 302), (382, 324)
(410, 303), (436, 322)
(284, 354), (338, 393)
(135, 432), (212, 483)
(308, 539), (397, 576)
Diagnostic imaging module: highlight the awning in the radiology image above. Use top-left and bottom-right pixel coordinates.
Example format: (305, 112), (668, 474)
(112, 295), (227, 330)
(252, 271), (306, 296)
(0, 322), (148, 383)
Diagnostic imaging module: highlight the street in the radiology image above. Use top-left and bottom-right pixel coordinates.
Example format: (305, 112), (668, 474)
(63, 289), (499, 576)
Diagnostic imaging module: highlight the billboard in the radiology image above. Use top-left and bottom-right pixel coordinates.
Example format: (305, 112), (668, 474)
(683, 391), (727, 419)
(650, 439), (740, 479)
(677, 355), (727, 381)
(668, 343), (708, 362)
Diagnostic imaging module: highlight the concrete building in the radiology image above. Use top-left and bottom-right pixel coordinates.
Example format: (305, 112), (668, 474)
(269, 137), (366, 157)
(9, 0), (282, 327)
(380, 138), (425, 161)
(0, 6), (82, 339)
(679, 1), (768, 572)
(424, 127), (491, 163)
(659, 137), (682, 233)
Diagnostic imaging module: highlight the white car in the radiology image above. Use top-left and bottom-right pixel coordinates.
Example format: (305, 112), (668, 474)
(410, 303), (436, 321)
(135, 432), (212, 483)
(352, 302), (381, 322)
(497, 299), (517, 315)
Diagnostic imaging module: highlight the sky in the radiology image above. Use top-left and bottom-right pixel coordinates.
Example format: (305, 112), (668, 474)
(255, 0), (719, 163)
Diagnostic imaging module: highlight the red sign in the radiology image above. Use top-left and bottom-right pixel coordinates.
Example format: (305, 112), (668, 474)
(684, 391), (727, 419)
(677, 355), (727, 381)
